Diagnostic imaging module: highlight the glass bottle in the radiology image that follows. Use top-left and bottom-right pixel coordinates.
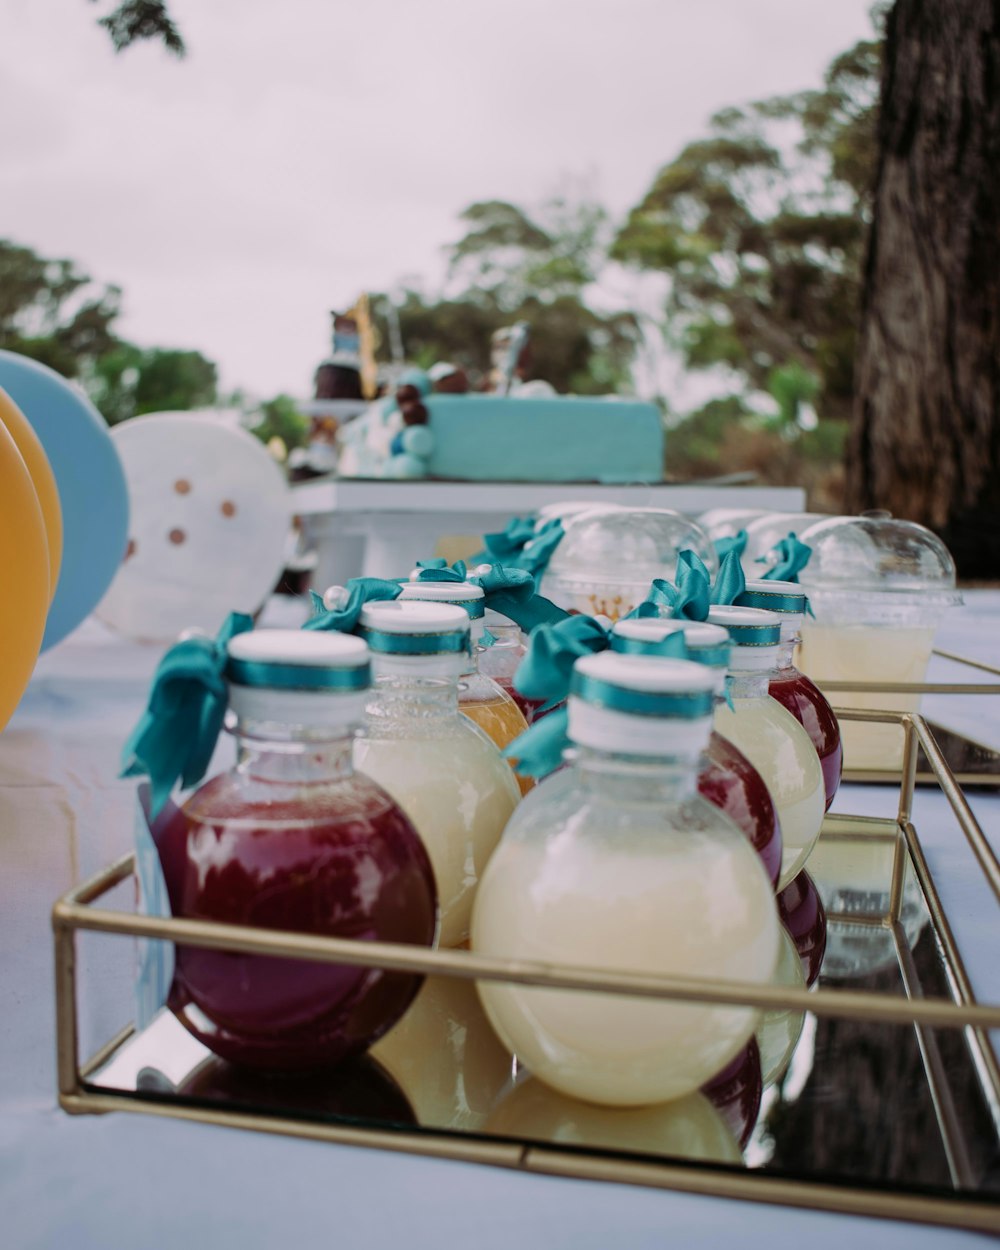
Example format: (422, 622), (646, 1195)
(709, 606), (825, 892)
(610, 617), (783, 889)
(476, 609), (533, 720)
(398, 581), (532, 793)
(472, 652), (780, 1106)
(777, 869), (827, 988)
(168, 630), (438, 1071)
(353, 600), (520, 948)
(736, 579), (842, 810)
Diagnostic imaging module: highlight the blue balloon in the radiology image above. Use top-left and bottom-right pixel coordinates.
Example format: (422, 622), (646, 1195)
(386, 453), (427, 479)
(0, 352), (129, 649)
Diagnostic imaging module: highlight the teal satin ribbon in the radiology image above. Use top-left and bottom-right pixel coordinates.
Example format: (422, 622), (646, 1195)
(515, 518), (564, 576)
(304, 578), (403, 632)
(415, 560), (467, 582)
(710, 548), (747, 605)
(736, 585), (808, 615)
(722, 618), (782, 646)
(505, 706), (571, 779)
(469, 562), (568, 633)
(357, 625), (471, 656)
(570, 670), (715, 719)
(713, 530), (748, 562)
(481, 517), (537, 562)
(227, 658), (370, 690)
(513, 614), (611, 711)
(627, 563), (711, 622)
(121, 612), (254, 819)
(759, 533), (812, 583)
(607, 631), (689, 661)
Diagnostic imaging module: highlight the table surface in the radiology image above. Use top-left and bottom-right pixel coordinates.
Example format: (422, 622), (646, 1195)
(2, 594), (999, 1249)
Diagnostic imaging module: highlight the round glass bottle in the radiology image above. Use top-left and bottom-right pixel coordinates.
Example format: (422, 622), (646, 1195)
(398, 581), (532, 793)
(472, 652), (780, 1106)
(736, 579), (842, 810)
(708, 606), (825, 892)
(353, 600), (520, 948)
(610, 617), (783, 889)
(168, 630), (438, 1071)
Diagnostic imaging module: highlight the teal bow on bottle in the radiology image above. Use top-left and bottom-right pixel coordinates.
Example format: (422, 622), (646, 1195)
(304, 577), (403, 631)
(120, 612), (254, 819)
(481, 516), (538, 562)
(710, 549), (747, 605)
(759, 533), (812, 582)
(713, 530), (748, 562)
(508, 620), (689, 778)
(415, 560), (467, 582)
(626, 557), (712, 622)
(469, 562), (568, 633)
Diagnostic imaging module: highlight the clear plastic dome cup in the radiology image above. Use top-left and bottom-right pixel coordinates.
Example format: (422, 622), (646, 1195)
(540, 508), (717, 621)
(795, 512), (962, 772)
(741, 512), (831, 578)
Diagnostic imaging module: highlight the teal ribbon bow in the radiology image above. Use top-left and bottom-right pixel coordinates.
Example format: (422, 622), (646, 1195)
(304, 578), (403, 632)
(481, 517), (537, 562)
(120, 612), (254, 819)
(759, 533), (812, 583)
(626, 556), (712, 622)
(469, 562), (568, 633)
(710, 548), (747, 605)
(713, 530), (748, 562)
(415, 560), (467, 582)
(508, 622), (696, 778)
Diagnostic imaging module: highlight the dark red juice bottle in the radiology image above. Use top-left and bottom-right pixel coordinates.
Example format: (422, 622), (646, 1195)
(736, 580), (842, 811)
(699, 731), (783, 890)
(702, 1037), (763, 1150)
(167, 630), (438, 1072)
(776, 868), (827, 988)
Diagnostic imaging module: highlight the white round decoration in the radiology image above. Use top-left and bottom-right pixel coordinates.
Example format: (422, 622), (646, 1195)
(97, 412), (291, 643)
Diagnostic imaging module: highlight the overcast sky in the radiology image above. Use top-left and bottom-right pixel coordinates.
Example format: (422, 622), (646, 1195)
(1, 0), (875, 400)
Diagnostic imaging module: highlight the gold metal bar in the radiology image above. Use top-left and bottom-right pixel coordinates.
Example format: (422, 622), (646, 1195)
(901, 818), (1000, 1135)
(821, 681), (999, 695)
(521, 1149), (1000, 1236)
(52, 918), (79, 1100)
(891, 920), (976, 1189)
(933, 649), (1000, 679)
(52, 893), (1000, 1029)
(913, 718), (1000, 903)
(79, 1024), (136, 1081)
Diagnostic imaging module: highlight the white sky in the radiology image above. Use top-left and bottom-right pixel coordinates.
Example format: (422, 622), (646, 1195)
(1, 0), (876, 400)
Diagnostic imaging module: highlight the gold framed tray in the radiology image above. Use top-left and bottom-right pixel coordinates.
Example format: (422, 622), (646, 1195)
(819, 650), (1000, 786)
(52, 711), (1000, 1236)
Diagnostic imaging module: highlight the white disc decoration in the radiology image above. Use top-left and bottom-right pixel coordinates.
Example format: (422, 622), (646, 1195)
(97, 413), (291, 643)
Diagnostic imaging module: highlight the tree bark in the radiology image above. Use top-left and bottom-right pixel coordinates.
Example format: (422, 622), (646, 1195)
(846, 0), (1000, 577)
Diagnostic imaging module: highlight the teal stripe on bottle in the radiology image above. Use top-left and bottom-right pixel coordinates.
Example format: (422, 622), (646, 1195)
(569, 672), (714, 718)
(357, 625), (471, 656)
(736, 587), (808, 615)
(227, 658), (371, 691)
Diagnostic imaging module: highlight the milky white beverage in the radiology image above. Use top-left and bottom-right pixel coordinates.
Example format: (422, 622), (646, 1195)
(356, 726), (518, 949)
(798, 624), (936, 772)
(755, 925), (806, 1087)
(713, 696), (825, 891)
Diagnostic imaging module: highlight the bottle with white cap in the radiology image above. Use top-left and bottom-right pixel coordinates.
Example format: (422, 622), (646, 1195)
(353, 600), (520, 948)
(471, 651), (780, 1107)
(398, 580), (532, 794)
(708, 605), (825, 890)
(736, 579), (842, 811)
(610, 617), (783, 889)
(170, 629), (438, 1072)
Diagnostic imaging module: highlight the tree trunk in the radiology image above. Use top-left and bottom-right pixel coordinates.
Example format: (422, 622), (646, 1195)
(846, 0), (1000, 578)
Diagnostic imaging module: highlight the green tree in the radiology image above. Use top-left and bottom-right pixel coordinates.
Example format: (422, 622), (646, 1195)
(0, 239), (121, 378)
(248, 394), (309, 454)
(613, 31), (882, 426)
(88, 343), (218, 423)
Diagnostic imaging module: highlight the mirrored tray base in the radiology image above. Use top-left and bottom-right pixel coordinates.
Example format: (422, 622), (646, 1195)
(53, 714), (1000, 1235)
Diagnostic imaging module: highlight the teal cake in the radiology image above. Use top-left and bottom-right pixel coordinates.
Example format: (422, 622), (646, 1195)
(337, 385), (665, 483)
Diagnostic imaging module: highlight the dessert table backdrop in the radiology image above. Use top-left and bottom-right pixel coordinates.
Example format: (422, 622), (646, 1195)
(2, 592), (998, 1249)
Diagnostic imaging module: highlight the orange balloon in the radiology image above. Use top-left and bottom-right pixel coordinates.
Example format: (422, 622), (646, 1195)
(0, 385), (63, 601)
(0, 420), (49, 731)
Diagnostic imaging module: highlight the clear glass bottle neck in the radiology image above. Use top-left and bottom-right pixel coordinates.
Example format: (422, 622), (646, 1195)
(367, 675), (459, 722)
(231, 716), (357, 783)
(480, 623), (522, 649)
(775, 636), (800, 673)
(725, 669), (774, 699)
(571, 744), (699, 804)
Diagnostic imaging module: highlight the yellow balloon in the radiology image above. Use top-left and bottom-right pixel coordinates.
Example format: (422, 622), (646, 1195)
(0, 419), (49, 732)
(0, 385), (63, 601)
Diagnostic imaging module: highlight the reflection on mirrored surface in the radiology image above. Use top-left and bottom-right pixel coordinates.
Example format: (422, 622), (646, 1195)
(702, 1038), (762, 1149)
(370, 975), (513, 1131)
(84, 816), (1000, 1202)
(484, 1077), (743, 1166)
(756, 927), (807, 1087)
